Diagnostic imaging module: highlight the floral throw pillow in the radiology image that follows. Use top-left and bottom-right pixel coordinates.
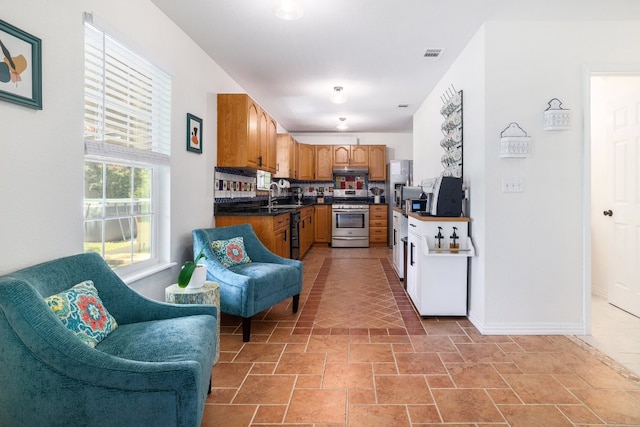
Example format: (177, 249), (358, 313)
(45, 280), (118, 348)
(210, 236), (252, 268)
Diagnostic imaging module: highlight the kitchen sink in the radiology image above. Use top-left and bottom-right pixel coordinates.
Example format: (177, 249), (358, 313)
(258, 205), (302, 212)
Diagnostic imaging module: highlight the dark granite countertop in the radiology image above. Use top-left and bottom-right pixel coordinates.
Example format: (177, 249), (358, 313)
(215, 199), (386, 217)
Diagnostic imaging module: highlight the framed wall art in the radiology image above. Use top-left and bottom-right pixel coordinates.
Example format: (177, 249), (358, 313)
(0, 19), (42, 109)
(186, 113), (203, 154)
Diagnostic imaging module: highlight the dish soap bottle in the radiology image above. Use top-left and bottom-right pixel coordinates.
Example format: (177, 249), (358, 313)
(449, 227), (459, 252)
(434, 226), (444, 250)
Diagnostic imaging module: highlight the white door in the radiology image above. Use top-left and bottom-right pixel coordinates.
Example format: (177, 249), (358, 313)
(604, 77), (640, 316)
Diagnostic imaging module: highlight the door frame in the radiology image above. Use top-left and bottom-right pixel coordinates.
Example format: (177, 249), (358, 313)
(582, 64), (640, 335)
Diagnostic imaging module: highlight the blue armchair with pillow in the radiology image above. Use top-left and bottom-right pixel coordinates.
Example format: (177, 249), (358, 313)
(193, 223), (303, 342)
(0, 252), (217, 427)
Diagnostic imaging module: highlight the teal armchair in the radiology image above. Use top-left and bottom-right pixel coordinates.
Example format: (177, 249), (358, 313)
(193, 223), (302, 341)
(0, 252), (217, 427)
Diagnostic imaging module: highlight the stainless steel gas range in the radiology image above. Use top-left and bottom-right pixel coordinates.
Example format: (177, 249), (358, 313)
(331, 189), (370, 248)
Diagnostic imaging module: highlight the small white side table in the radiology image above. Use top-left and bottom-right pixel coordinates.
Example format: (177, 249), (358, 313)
(165, 281), (220, 364)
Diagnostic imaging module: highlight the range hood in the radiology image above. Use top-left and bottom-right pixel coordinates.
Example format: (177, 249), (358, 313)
(332, 166), (369, 175)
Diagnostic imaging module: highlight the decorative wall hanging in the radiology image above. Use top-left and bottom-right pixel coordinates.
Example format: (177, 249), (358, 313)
(0, 19), (42, 109)
(500, 122), (531, 158)
(439, 85), (463, 177)
(186, 113), (203, 154)
(543, 98), (571, 131)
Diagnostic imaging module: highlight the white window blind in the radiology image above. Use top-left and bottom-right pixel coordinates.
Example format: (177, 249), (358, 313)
(84, 19), (171, 165)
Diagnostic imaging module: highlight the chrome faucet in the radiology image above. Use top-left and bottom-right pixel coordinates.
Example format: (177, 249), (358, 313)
(268, 182), (280, 208)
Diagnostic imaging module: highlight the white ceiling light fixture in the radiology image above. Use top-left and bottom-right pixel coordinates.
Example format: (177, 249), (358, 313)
(331, 86), (347, 104)
(273, 0), (304, 20)
(336, 117), (348, 130)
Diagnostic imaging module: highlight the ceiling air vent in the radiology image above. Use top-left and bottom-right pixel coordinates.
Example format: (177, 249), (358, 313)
(423, 48), (444, 58)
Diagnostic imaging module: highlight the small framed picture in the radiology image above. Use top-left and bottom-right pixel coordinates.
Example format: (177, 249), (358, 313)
(0, 19), (42, 109)
(186, 113), (203, 154)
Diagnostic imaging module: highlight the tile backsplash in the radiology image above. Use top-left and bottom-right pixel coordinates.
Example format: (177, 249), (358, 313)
(214, 167), (386, 203)
(214, 168), (256, 200)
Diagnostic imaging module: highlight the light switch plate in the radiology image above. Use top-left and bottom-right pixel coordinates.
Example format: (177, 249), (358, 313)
(502, 176), (524, 193)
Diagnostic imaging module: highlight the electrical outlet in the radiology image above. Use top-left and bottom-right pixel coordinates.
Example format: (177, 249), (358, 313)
(502, 176), (524, 193)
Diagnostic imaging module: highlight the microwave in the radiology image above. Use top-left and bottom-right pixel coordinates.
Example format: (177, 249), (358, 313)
(405, 199), (428, 214)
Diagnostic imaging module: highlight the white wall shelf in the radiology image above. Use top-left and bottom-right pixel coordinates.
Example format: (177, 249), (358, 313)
(424, 236), (475, 256)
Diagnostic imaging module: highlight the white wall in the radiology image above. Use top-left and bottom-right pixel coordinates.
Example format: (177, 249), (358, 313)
(414, 20), (640, 334)
(413, 26), (488, 326)
(1, 0), (244, 299)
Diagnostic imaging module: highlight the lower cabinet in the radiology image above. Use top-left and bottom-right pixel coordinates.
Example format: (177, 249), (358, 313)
(215, 213), (291, 259)
(392, 209), (407, 280)
(314, 205), (332, 243)
(406, 216), (474, 316)
(369, 204), (388, 246)
(299, 206), (314, 258)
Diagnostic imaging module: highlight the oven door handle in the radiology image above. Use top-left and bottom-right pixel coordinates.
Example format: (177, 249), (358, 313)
(333, 209), (369, 213)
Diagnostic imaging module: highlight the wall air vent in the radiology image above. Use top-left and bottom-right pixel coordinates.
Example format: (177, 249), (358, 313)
(398, 104), (409, 108)
(423, 48), (444, 58)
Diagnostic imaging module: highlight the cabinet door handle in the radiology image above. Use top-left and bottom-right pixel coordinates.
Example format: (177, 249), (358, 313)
(410, 242), (415, 266)
(284, 230), (287, 241)
(258, 155), (263, 167)
(393, 229), (397, 245)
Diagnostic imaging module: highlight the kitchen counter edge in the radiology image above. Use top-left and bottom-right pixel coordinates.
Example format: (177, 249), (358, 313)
(398, 208), (470, 222)
(217, 202), (388, 217)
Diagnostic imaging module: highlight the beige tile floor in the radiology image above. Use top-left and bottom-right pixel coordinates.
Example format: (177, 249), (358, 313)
(577, 295), (640, 378)
(202, 246), (640, 426)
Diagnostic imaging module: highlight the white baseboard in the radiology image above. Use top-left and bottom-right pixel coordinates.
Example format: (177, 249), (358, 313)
(467, 312), (587, 335)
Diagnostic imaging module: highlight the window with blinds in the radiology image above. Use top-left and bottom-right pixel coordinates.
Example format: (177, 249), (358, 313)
(83, 17), (171, 272)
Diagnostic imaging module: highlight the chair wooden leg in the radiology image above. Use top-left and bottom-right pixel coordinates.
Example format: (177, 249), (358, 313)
(242, 317), (251, 342)
(292, 294), (300, 313)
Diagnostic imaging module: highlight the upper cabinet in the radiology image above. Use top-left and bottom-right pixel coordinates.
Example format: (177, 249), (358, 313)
(275, 134), (298, 179)
(368, 145), (387, 181)
(217, 100), (388, 183)
(333, 145), (369, 167)
(265, 114), (277, 173)
(297, 143), (315, 180)
(217, 94), (276, 173)
(315, 145), (333, 181)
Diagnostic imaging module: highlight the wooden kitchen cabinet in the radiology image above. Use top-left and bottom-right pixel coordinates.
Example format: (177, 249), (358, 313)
(297, 143), (315, 180)
(369, 204), (388, 246)
(315, 145), (333, 181)
(275, 133), (298, 179)
(215, 213), (291, 259)
(333, 145), (369, 168)
(368, 145), (387, 181)
(299, 206), (314, 258)
(217, 94), (275, 173)
(265, 113), (278, 173)
(314, 204), (332, 243)
(274, 223), (290, 259)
